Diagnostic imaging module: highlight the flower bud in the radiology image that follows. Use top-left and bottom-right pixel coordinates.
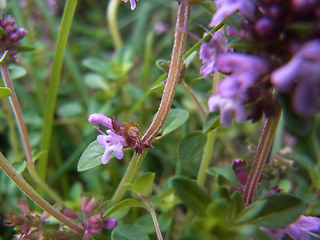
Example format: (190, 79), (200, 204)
(232, 159), (248, 185)
(81, 197), (98, 213)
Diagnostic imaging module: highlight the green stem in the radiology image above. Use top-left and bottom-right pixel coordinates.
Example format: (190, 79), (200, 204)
(148, 203), (163, 240)
(141, 0), (190, 143)
(181, 81), (206, 119)
(311, 131), (320, 164)
(0, 153), (84, 235)
(112, 150), (148, 202)
(196, 130), (216, 186)
(0, 65), (64, 205)
(243, 109), (282, 207)
(39, 0), (78, 181)
(107, 0), (123, 50)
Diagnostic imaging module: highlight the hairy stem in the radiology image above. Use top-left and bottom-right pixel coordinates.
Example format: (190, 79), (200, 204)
(148, 203), (163, 240)
(0, 153), (84, 235)
(0, 65), (33, 166)
(0, 65), (64, 205)
(243, 109), (281, 207)
(112, 150), (147, 202)
(141, 1), (190, 143)
(107, 0), (123, 50)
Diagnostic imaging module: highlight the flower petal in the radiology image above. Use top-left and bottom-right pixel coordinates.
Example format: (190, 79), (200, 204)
(88, 113), (113, 129)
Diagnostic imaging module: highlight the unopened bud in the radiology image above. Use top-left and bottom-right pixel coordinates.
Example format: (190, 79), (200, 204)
(232, 159), (248, 185)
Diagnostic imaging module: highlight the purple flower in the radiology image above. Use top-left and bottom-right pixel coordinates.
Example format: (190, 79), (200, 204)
(209, 0), (255, 28)
(271, 40), (320, 116)
(263, 215), (320, 240)
(217, 53), (268, 91)
(122, 0), (138, 10)
(89, 113), (126, 164)
(89, 113), (152, 163)
(88, 113), (113, 129)
(0, 15), (27, 63)
(97, 130), (127, 164)
(208, 53), (268, 126)
(208, 94), (246, 126)
(200, 31), (228, 78)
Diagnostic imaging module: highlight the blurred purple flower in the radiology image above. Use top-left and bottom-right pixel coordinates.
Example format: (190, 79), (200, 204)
(153, 21), (169, 35)
(200, 31), (228, 78)
(271, 40), (320, 116)
(217, 53), (268, 92)
(263, 215), (320, 240)
(209, 0), (255, 28)
(208, 53), (268, 126)
(208, 94), (246, 126)
(122, 0), (138, 10)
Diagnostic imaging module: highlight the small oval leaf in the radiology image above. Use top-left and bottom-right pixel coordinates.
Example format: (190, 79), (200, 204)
(17, 45), (36, 52)
(178, 131), (206, 164)
(235, 193), (305, 228)
(171, 176), (212, 216)
(112, 225), (150, 240)
(103, 198), (146, 218)
(0, 87), (12, 97)
(203, 112), (221, 134)
(133, 172), (155, 196)
(77, 140), (104, 172)
(156, 108), (189, 139)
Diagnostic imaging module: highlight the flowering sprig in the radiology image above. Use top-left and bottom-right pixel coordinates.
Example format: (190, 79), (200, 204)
(88, 113), (152, 164)
(62, 197), (118, 239)
(0, 14), (27, 63)
(201, 0), (320, 126)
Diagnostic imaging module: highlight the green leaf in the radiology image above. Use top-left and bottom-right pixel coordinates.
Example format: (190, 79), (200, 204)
(0, 26), (5, 38)
(229, 191), (244, 221)
(84, 73), (108, 90)
(307, 165), (320, 189)
(178, 131), (206, 164)
(77, 140), (104, 171)
(203, 112), (220, 134)
(8, 64), (27, 80)
(0, 87), (12, 97)
(103, 198), (146, 218)
(207, 165), (241, 186)
(156, 108), (189, 139)
(235, 193), (305, 228)
(112, 225), (150, 240)
(155, 59), (170, 73)
(132, 172), (155, 196)
(236, 225), (272, 240)
(11, 161), (26, 174)
(17, 45), (36, 52)
(171, 176), (212, 216)
(82, 57), (117, 79)
(184, 50), (198, 68)
(57, 101), (83, 118)
(280, 93), (315, 137)
(154, 187), (175, 205)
